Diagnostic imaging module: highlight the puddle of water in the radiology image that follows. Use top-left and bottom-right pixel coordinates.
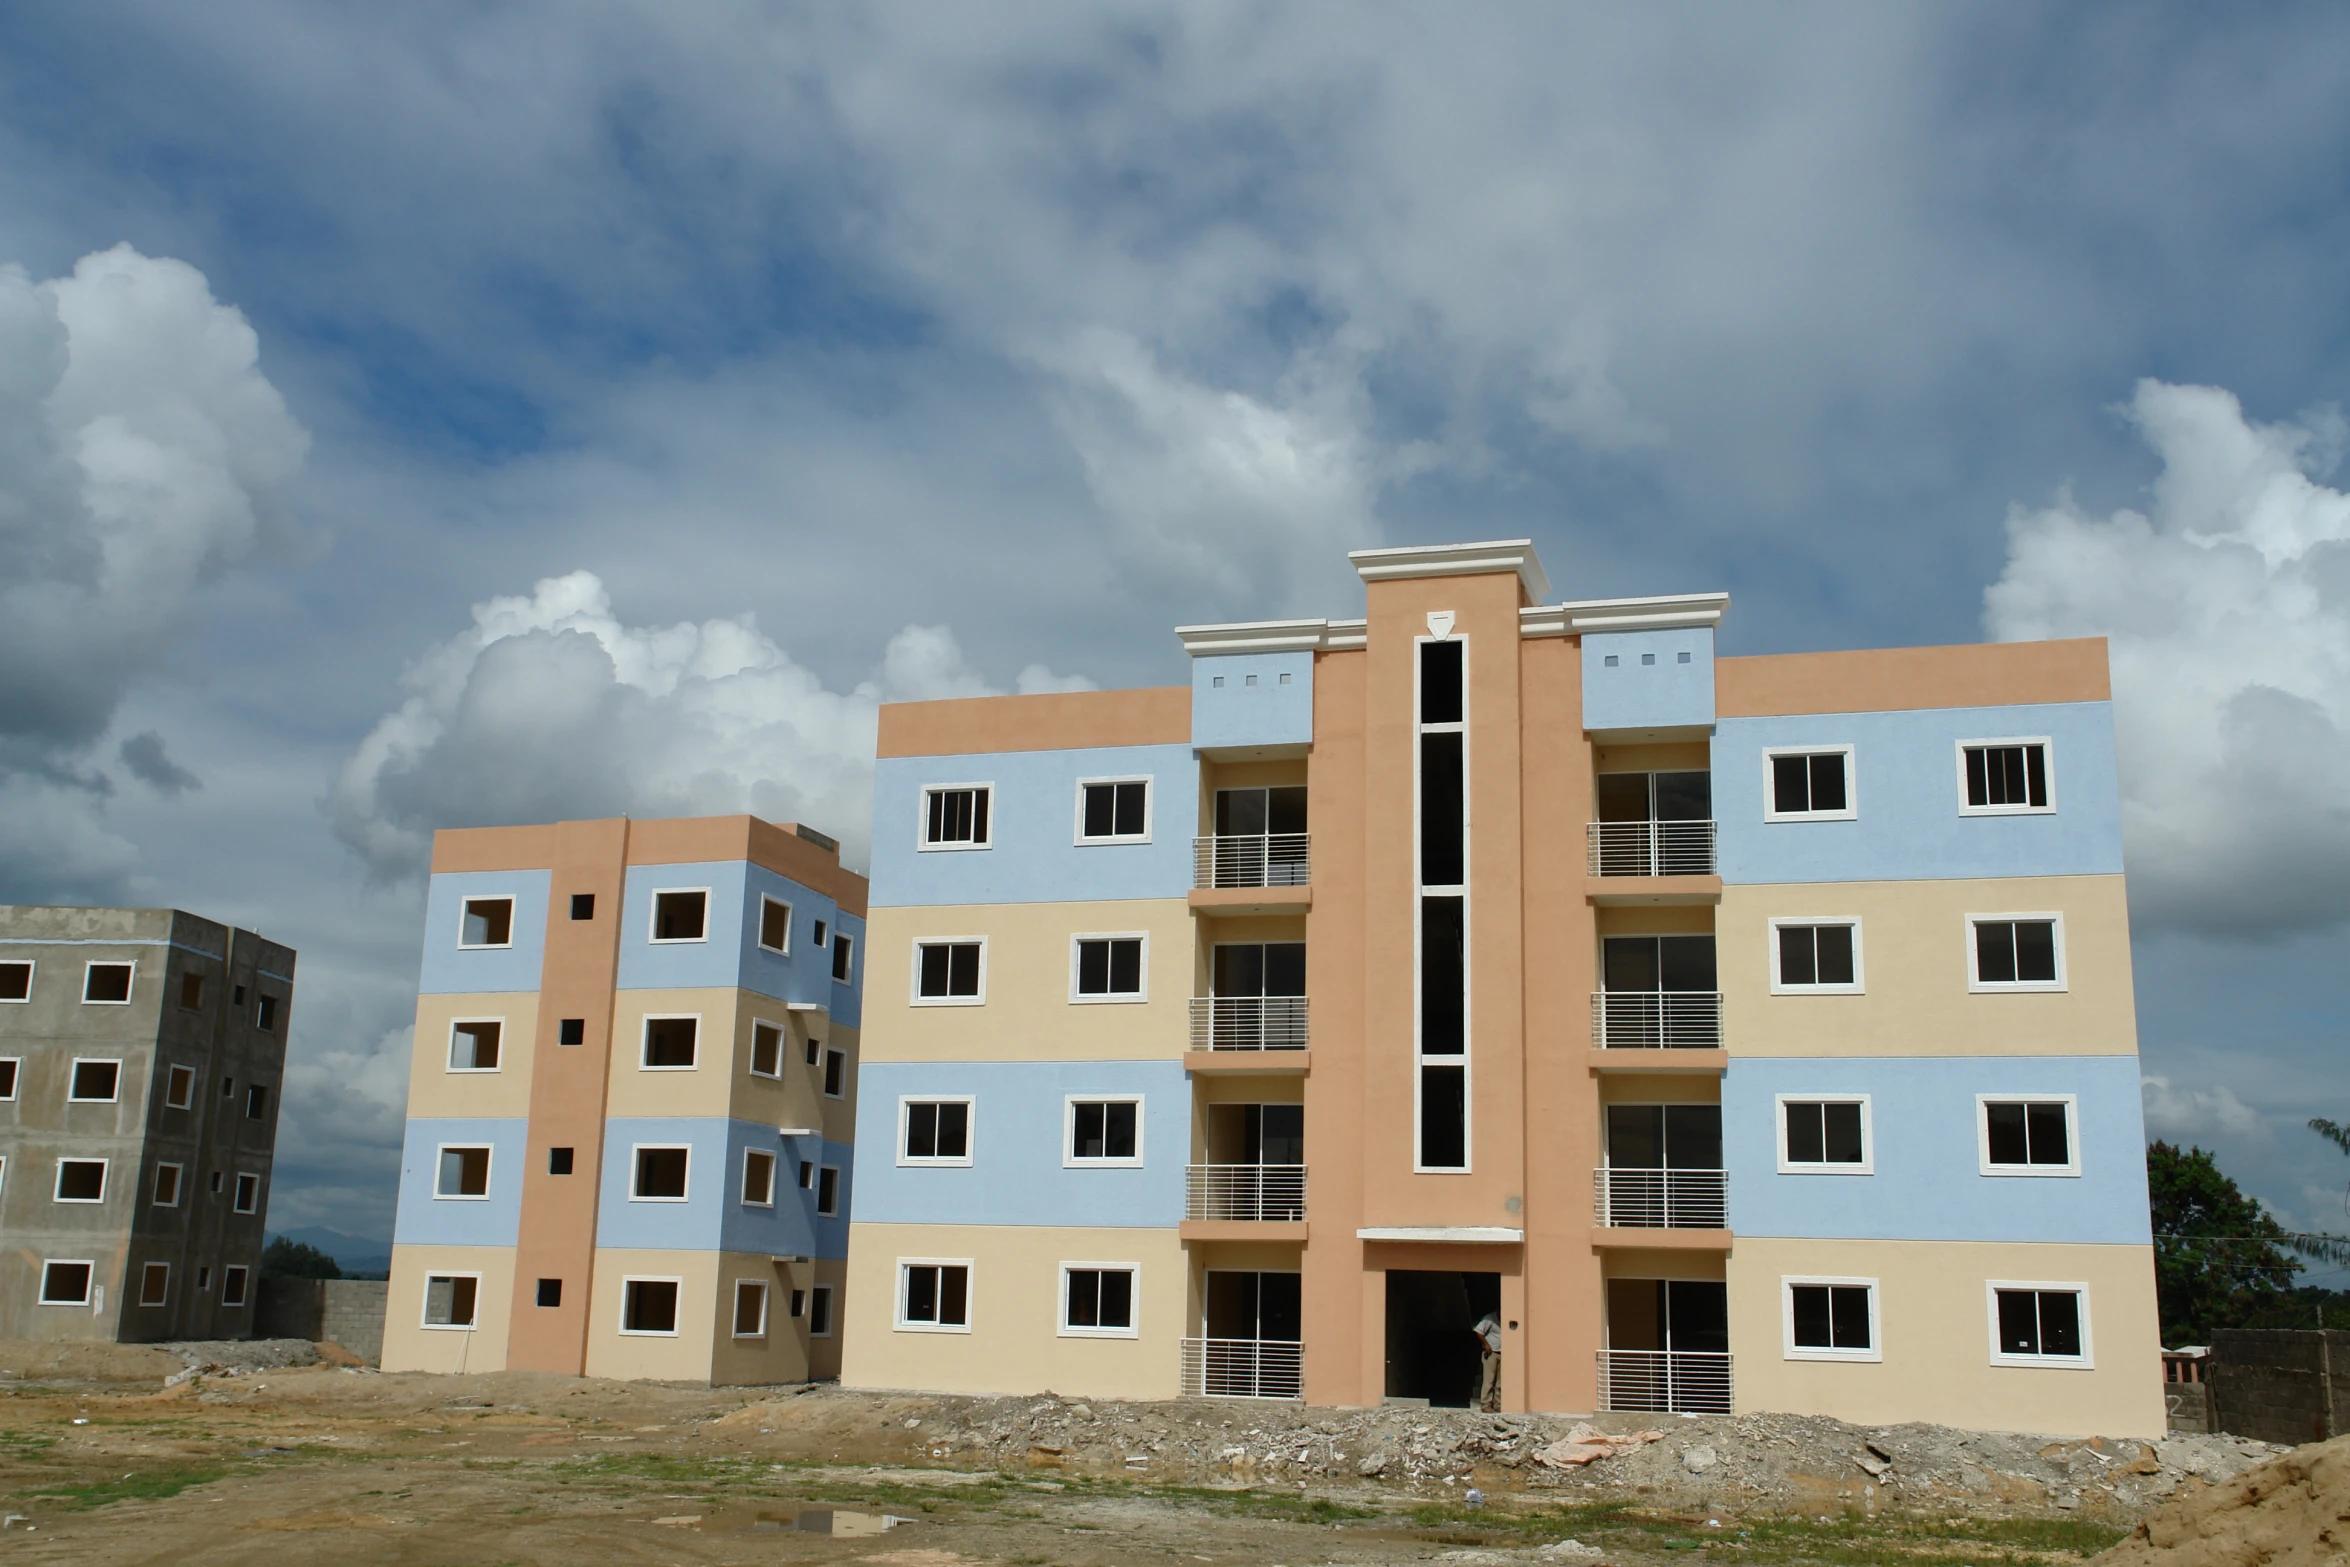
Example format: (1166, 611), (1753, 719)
(701, 1505), (914, 1537)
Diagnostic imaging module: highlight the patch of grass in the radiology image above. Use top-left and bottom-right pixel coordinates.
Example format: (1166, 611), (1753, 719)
(29, 1463), (227, 1509)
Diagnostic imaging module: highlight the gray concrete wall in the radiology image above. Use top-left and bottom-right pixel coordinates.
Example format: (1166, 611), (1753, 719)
(2208, 1329), (2349, 1446)
(254, 1278), (387, 1364)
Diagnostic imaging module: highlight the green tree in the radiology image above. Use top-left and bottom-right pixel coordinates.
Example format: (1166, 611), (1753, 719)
(2147, 1140), (2300, 1344)
(260, 1237), (340, 1280)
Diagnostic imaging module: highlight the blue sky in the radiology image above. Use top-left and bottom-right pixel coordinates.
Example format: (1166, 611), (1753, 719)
(0, 3), (2345, 1271)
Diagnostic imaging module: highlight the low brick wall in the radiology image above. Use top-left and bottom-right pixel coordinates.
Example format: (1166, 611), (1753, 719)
(253, 1278), (388, 1365)
(2209, 1329), (2349, 1446)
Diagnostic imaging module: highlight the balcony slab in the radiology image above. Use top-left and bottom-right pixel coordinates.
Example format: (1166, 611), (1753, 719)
(1585, 875), (1722, 906)
(1190, 886), (1313, 917)
(1182, 1220), (1309, 1243)
(1589, 1227), (1734, 1252)
(1587, 1048), (1727, 1075)
(1185, 1049), (1312, 1076)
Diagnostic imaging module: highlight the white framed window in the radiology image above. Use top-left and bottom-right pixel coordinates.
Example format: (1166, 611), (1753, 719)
(435, 1145), (491, 1199)
(152, 1163), (184, 1207)
(641, 1014), (700, 1069)
(1060, 1263), (1139, 1337)
(1768, 919), (1864, 994)
(912, 939), (986, 1004)
(53, 1159), (107, 1203)
(1070, 935), (1147, 1002)
(447, 1019), (503, 1072)
(138, 1261), (170, 1308)
(422, 1272), (480, 1328)
(823, 1047), (847, 1099)
(899, 1097), (974, 1166)
(831, 933), (854, 985)
(233, 1172), (261, 1214)
(631, 1144), (691, 1201)
(1762, 746), (1856, 822)
(1776, 1096), (1873, 1174)
(815, 1165), (840, 1216)
(809, 1283), (836, 1337)
(163, 1064), (193, 1108)
(732, 1279), (769, 1338)
(757, 895), (793, 954)
(749, 1020), (785, 1079)
(0, 1059), (17, 1101)
(0, 960), (30, 1002)
(897, 1260), (972, 1331)
(741, 1148), (777, 1207)
(39, 1260), (93, 1305)
(921, 784), (992, 850)
(1783, 1276), (1880, 1362)
(458, 895), (515, 949)
(650, 888), (710, 943)
(621, 1277), (683, 1335)
(1968, 915), (2065, 992)
(82, 961), (135, 1004)
(221, 1265), (251, 1307)
(1075, 777), (1152, 844)
(1978, 1095), (2079, 1176)
(68, 1058), (121, 1102)
(1958, 738), (2055, 815)
(1065, 1096), (1143, 1167)
(1987, 1281), (2092, 1367)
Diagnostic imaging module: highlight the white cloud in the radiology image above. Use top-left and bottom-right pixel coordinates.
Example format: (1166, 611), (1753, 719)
(1987, 380), (2350, 935)
(330, 570), (1090, 876)
(2141, 1074), (2264, 1142)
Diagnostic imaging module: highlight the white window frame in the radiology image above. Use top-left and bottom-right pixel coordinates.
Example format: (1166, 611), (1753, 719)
(81, 960), (136, 1005)
(163, 1064), (193, 1109)
(1956, 736), (2057, 817)
(1773, 1094), (1875, 1175)
(910, 937), (988, 1006)
(630, 1143), (692, 1203)
(0, 960), (30, 1002)
(897, 1095), (977, 1168)
(152, 1162), (184, 1208)
(809, 1282), (836, 1337)
(639, 1012), (702, 1071)
(53, 1158), (107, 1204)
(38, 1260), (94, 1306)
(446, 1018), (505, 1074)
(233, 1171), (261, 1214)
(756, 894), (794, 955)
(919, 782), (995, 852)
(434, 1143), (493, 1201)
(1073, 775), (1154, 846)
(456, 894), (517, 950)
(618, 1275), (686, 1337)
(67, 1056), (123, 1103)
(1966, 913), (2068, 993)
(1063, 1094), (1146, 1169)
(1782, 1275), (1882, 1362)
(1069, 933), (1150, 1004)
(1766, 918), (1866, 995)
(1985, 1279), (2095, 1368)
(1976, 1093), (2081, 1177)
(815, 1164), (841, 1216)
(225, 1265), (253, 1307)
(647, 886), (713, 945)
(419, 1271), (482, 1330)
(0, 1058), (17, 1102)
(895, 1258), (973, 1333)
(1058, 1261), (1142, 1339)
(1414, 629), (1473, 1176)
(831, 933), (855, 985)
(1760, 745), (1858, 823)
(741, 1147), (777, 1208)
(732, 1278), (769, 1339)
(748, 1018), (786, 1080)
(137, 1261), (171, 1309)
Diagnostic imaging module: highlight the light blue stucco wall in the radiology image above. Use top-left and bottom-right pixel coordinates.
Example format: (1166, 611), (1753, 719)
(596, 1116), (852, 1258)
(1584, 628), (1716, 732)
(1192, 652), (1312, 748)
(849, 1060), (1187, 1228)
(869, 745), (1199, 908)
(391, 1116), (532, 1247)
(417, 870), (552, 996)
(1714, 701), (2124, 885)
(611, 860), (864, 1025)
(1722, 1054), (2151, 1245)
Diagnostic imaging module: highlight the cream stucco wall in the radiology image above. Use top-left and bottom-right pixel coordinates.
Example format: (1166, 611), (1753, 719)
(381, 1244), (516, 1374)
(407, 993), (541, 1119)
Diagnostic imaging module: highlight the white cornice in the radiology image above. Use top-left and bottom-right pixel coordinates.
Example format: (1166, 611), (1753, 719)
(1322, 618), (1366, 651)
(1356, 1225), (1526, 1244)
(1556, 591), (1729, 632)
(1348, 540), (1552, 604)
(1175, 617), (1375, 655)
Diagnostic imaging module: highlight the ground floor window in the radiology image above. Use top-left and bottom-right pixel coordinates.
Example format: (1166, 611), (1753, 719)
(733, 1280), (768, 1338)
(809, 1284), (835, 1337)
(138, 1262), (170, 1308)
(423, 1273), (479, 1327)
(1783, 1277), (1877, 1360)
(221, 1266), (250, 1307)
(622, 1277), (682, 1335)
(899, 1262), (970, 1331)
(39, 1260), (92, 1305)
(1990, 1284), (2089, 1365)
(1061, 1266), (1137, 1336)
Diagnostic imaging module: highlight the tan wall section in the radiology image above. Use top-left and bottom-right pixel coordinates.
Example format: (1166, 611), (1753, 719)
(1717, 638), (2110, 718)
(1727, 1237), (2165, 1437)
(879, 687), (1190, 759)
(861, 901), (1191, 1063)
(1719, 875), (2137, 1057)
(707, 1254), (847, 1386)
(839, 1223), (1186, 1399)
(381, 1244), (516, 1374)
(407, 993), (541, 1120)
(583, 1248), (719, 1382)
(732, 1019), (860, 1144)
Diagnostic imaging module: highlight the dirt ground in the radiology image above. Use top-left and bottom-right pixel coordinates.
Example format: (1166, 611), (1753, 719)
(0, 1343), (2247, 1567)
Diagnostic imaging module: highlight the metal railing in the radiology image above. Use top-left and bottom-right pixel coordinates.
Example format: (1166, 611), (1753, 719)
(1187, 1164), (1307, 1222)
(1194, 833), (1311, 889)
(1188, 995), (1309, 1051)
(1587, 819), (1718, 877)
(1182, 1337), (1303, 1400)
(1597, 1350), (1733, 1415)
(1592, 1167), (1727, 1229)
(1590, 991), (1723, 1048)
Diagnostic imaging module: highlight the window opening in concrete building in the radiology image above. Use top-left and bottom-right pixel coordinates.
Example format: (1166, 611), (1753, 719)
(232, 984), (245, 1005)
(1079, 779), (1150, 842)
(902, 1099), (971, 1163)
(424, 1274), (478, 1327)
(804, 1033), (821, 1066)
(246, 1085), (268, 1120)
(1963, 742), (2051, 812)
(570, 893), (595, 921)
(449, 1020), (501, 1071)
(0, 961), (29, 1001)
(548, 1146), (574, 1175)
(70, 1058), (120, 1101)
(0, 1059), (19, 1100)
(823, 1048), (846, 1098)
(799, 1160), (815, 1190)
(139, 1262), (170, 1307)
(833, 934), (854, 983)
(178, 972), (203, 1009)
(1418, 636), (1468, 1169)
(1599, 935), (1720, 1048)
(642, 1015), (699, 1068)
(734, 1280), (768, 1337)
(923, 786), (991, 848)
(256, 993), (279, 1031)
(790, 1288), (807, 1318)
(558, 1017), (585, 1046)
(1982, 1097), (2075, 1172)
(536, 1278), (562, 1308)
(633, 1146), (689, 1200)
(1074, 936), (1145, 998)
(915, 940), (983, 1001)
(1972, 918), (2061, 988)
(1068, 1098), (1140, 1163)
(1063, 1266), (1136, 1334)
(221, 1266), (250, 1307)
(1594, 770), (1715, 876)
(437, 1146), (491, 1198)
(39, 1261), (92, 1305)
(651, 889), (708, 942)
(1203, 1103), (1305, 1221)
(221, 1074), (235, 1098)
(758, 895), (793, 953)
(83, 961), (133, 1003)
(210, 1170), (223, 1193)
(816, 1165), (840, 1215)
(459, 897), (513, 948)
(809, 1284), (835, 1336)
(899, 1263), (969, 1329)
(750, 1020), (784, 1078)
(55, 1159), (105, 1202)
(742, 1149), (776, 1206)
(1993, 1286), (2086, 1361)
(153, 1163), (182, 1206)
(1765, 749), (1853, 819)
(164, 1064), (191, 1107)
(1774, 922), (1860, 991)
(1780, 1098), (1869, 1170)
(1384, 1269), (1496, 1407)
(1787, 1279), (1876, 1358)
(196, 1265), (210, 1291)
(234, 1172), (260, 1213)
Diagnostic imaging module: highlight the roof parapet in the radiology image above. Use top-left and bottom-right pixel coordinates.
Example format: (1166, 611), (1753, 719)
(1522, 591), (1730, 638)
(1348, 539), (1552, 604)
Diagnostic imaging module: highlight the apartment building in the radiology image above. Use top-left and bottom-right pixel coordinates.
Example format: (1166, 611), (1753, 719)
(841, 539), (2164, 1436)
(0, 905), (293, 1342)
(382, 815), (864, 1383)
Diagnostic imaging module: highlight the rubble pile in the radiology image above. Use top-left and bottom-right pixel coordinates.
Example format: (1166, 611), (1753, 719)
(2094, 1432), (2350, 1567)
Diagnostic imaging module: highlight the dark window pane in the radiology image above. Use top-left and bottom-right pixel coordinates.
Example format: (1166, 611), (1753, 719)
(1215, 788), (1265, 836)
(1108, 939), (1142, 993)
(939, 1267), (968, 1326)
(1985, 1102), (2030, 1164)
(1114, 781), (1148, 836)
(2026, 1102), (2070, 1165)
(1830, 1286), (1872, 1349)
(1266, 785), (1308, 835)
(823, 1050), (844, 1097)
(1083, 784), (1116, 839)
(907, 1266), (938, 1322)
(1105, 1101), (1137, 1158)
(1779, 926), (1817, 987)
(1259, 1105), (1304, 1164)
(937, 1102), (968, 1159)
(1213, 943), (1265, 997)
(571, 893), (595, 920)
(537, 1278), (562, 1308)
(1658, 936), (1717, 992)
(1420, 639), (1463, 724)
(1074, 1102), (1106, 1158)
(643, 1017), (697, 1068)
(907, 1103), (937, 1158)
(1664, 1104), (1722, 1169)
(2014, 921), (2058, 983)
(919, 944), (951, 996)
(1067, 1270), (1101, 1326)
(1597, 773), (1651, 823)
(1665, 1281), (1729, 1353)
(1771, 755), (1811, 813)
(1420, 732), (1464, 886)
(1421, 896), (1465, 1053)
(948, 943), (981, 995)
(1607, 1104), (1665, 1168)
(1823, 1102), (1866, 1163)
(2038, 1291), (2082, 1356)
(1790, 1284), (1832, 1348)
(1785, 1102), (1825, 1163)
(1654, 771), (1712, 822)
(1966, 746), (1990, 807)
(1078, 940), (1110, 994)
(1997, 1289), (2041, 1355)
(1603, 936), (1660, 993)
(1264, 943), (1306, 997)
(1808, 754), (1847, 812)
(1097, 1270), (1134, 1328)
(2026, 745), (2049, 808)
(1976, 922), (2018, 983)
(1259, 1271), (1303, 1341)
(654, 891), (706, 941)
(1419, 1065), (1466, 1168)
(1815, 925), (1856, 986)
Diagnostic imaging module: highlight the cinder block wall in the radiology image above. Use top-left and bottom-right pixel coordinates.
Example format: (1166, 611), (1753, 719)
(321, 1279), (386, 1365)
(2209, 1329), (2349, 1446)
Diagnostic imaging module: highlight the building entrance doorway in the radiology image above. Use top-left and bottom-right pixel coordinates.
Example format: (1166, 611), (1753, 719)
(1384, 1270), (1501, 1408)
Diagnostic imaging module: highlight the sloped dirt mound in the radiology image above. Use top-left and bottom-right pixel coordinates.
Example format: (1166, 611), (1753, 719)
(2096, 1432), (2350, 1567)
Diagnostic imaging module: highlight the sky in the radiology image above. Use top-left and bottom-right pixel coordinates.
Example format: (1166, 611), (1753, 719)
(0, 3), (2346, 1270)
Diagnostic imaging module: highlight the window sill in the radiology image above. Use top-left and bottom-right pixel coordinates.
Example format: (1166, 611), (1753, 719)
(1776, 1164), (1875, 1176)
(629, 1195), (691, 1204)
(1784, 1348), (1882, 1363)
(1979, 1165), (2080, 1178)
(897, 1158), (975, 1169)
(895, 1322), (972, 1334)
(432, 1194), (492, 1202)
(910, 996), (985, 1007)
(1989, 1354), (2094, 1370)
(1070, 994), (1148, 1005)
(1058, 1327), (1140, 1339)
(917, 842), (992, 853)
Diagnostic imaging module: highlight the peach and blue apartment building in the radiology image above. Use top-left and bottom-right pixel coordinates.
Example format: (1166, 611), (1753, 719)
(841, 540), (2164, 1435)
(383, 815), (864, 1383)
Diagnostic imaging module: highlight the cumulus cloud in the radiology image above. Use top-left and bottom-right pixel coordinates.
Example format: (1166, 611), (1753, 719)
(331, 570), (1090, 876)
(2141, 1074), (2264, 1142)
(1987, 380), (2350, 935)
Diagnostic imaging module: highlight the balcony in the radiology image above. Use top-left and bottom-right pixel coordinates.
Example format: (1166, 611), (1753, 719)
(1196, 832), (1310, 888)
(1591, 991), (1723, 1049)
(1592, 1167), (1727, 1230)
(1189, 995), (1308, 1052)
(1588, 819), (1717, 878)
(1182, 1337), (1303, 1400)
(1596, 1350), (1732, 1415)
(1187, 1164), (1306, 1223)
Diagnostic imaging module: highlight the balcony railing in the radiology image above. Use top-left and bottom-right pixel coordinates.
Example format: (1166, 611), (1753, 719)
(1597, 1350), (1732, 1415)
(1182, 1337), (1303, 1400)
(1189, 995), (1309, 1051)
(1588, 819), (1718, 878)
(1592, 1167), (1727, 1229)
(1187, 1163), (1307, 1222)
(1591, 991), (1723, 1049)
(1194, 833), (1310, 889)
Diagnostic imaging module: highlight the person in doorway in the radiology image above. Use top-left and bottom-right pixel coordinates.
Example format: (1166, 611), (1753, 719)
(1474, 1311), (1503, 1411)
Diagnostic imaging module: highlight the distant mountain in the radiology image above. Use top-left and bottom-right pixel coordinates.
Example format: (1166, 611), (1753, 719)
(268, 1226), (392, 1276)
